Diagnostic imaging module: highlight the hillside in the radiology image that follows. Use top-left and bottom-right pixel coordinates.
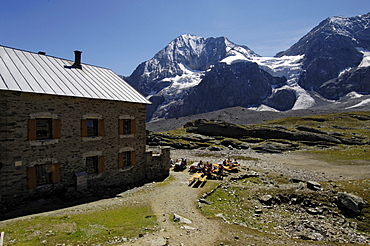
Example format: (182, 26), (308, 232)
(147, 111), (370, 156)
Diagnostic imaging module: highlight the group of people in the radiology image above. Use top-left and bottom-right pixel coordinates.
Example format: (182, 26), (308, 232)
(191, 158), (239, 176)
(172, 158), (187, 171)
(223, 158), (239, 167)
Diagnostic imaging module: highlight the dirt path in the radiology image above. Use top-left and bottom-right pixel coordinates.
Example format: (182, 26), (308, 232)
(119, 171), (221, 246)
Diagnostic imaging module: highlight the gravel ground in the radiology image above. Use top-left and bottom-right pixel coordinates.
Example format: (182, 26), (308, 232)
(116, 148), (369, 245)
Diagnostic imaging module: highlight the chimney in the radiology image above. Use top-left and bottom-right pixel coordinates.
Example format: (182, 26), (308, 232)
(38, 51), (46, 55)
(72, 50), (82, 69)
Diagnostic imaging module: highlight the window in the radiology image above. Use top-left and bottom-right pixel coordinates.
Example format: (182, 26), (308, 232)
(36, 164), (52, 185)
(85, 155), (104, 174)
(28, 163), (60, 189)
(28, 118), (61, 140)
(122, 151), (132, 167)
(87, 119), (99, 137)
(86, 156), (99, 174)
(81, 119), (104, 137)
(119, 118), (136, 135)
(122, 119), (132, 134)
(36, 118), (52, 139)
(118, 151), (136, 169)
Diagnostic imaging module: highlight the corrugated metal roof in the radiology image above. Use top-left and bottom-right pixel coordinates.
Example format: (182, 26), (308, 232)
(0, 45), (151, 104)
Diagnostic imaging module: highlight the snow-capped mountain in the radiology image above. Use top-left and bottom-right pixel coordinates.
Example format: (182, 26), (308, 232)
(277, 13), (370, 98)
(126, 34), (260, 120)
(126, 13), (370, 121)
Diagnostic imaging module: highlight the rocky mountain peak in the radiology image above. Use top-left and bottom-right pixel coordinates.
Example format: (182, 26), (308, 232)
(125, 13), (370, 122)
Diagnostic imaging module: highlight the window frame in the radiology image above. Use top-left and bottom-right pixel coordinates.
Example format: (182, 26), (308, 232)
(86, 155), (99, 174)
(81, 116), (104, 139)
(28, 113), (61, 144)
(86, 119), (99, 137)
(118, 148), (136, 170)
(83, 151), (105, 175)
(35, 118), (53, 140)
(28, 162), (60, 189)
(122, 119), (132, 135)
(119, 116), (136, 137)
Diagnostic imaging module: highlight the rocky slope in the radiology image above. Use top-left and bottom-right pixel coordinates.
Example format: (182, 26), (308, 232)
(147, 111), (370, 155)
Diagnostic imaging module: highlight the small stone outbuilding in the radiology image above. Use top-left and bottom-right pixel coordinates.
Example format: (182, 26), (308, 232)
(0, 45), (170, 207)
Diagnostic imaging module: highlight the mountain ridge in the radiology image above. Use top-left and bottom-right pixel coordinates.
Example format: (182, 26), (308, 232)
(125, 13), (370, 122)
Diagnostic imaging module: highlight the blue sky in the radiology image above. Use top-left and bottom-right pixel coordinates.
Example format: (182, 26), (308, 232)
(1, 0), (369, 76)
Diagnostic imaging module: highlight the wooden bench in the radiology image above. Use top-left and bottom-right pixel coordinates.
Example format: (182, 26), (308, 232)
(200, 175), (207, 182)
(189, 173), (203, 185)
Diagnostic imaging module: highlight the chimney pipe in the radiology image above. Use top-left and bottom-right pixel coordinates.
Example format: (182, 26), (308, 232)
(72, 50), (82, 69)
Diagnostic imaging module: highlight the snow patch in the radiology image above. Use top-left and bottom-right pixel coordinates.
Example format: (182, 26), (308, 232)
(251, 104), (280, 112)
(220, 52), (251, 65)
(291, 85), (316, 109)
(357, 48), (370, 68)
(150, 64), (205, 120)
(251, 55), (304, 85)
(346, 98), (370, 109)
(347, 91), (364, 98)
(251, 55), (315, 110)
(338, 67), (352, 77)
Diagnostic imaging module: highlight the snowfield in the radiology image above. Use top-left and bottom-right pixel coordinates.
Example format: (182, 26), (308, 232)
(220, 53), (316, 111)
(149, 64), (205, 120)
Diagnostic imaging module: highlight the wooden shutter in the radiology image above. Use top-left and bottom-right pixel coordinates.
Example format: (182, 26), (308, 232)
(53, 119), (61, 139)
(118, 153), (123, 168)
(131, 119), (136, 134)
(28, 119), (37, 140)
(118, 119), (124, 135)
(99, 119), (105, 136)
(52, 163), (61, 183)
(131, 151), (136, 166)
(27, 167), (37, 189)
(98, 156), (105, 173)
(81, 119), (87, 137)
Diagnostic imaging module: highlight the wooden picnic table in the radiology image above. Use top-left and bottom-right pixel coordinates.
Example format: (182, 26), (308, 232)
(188, 173), (203, 185)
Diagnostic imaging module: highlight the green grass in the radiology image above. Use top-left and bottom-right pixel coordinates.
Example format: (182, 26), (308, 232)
(304, 145), (370, 164)
(0, 204), (157, 245)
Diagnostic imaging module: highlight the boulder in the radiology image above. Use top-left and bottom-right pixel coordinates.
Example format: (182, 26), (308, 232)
(173, 213), (192, 224)
(337, 192), (366, 216)
(259, 195), (273, 205)
(307, 181), (321, 191)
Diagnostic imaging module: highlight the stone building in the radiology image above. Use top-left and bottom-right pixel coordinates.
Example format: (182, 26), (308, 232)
(0, 45), (170, 207)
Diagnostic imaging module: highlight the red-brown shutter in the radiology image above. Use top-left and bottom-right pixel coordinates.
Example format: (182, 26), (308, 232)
(81, 119), (87, 137)
(52, 163), (61, 183)
(28, 166), (37, 189)
(98, 156), (105, 173)
(132, 119), (136, 134)
(118, 153), (123, 168)
(118, 119), (124, 135)
(131, 151), (136, 166)
(53, 119), (61, 139)
(28, 119), (37, 140)
(99, 119), (105, 136)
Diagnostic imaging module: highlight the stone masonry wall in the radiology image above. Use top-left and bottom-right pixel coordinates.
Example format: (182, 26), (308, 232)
(0, 90), (169, 206)
(145, 147), (171, 182)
